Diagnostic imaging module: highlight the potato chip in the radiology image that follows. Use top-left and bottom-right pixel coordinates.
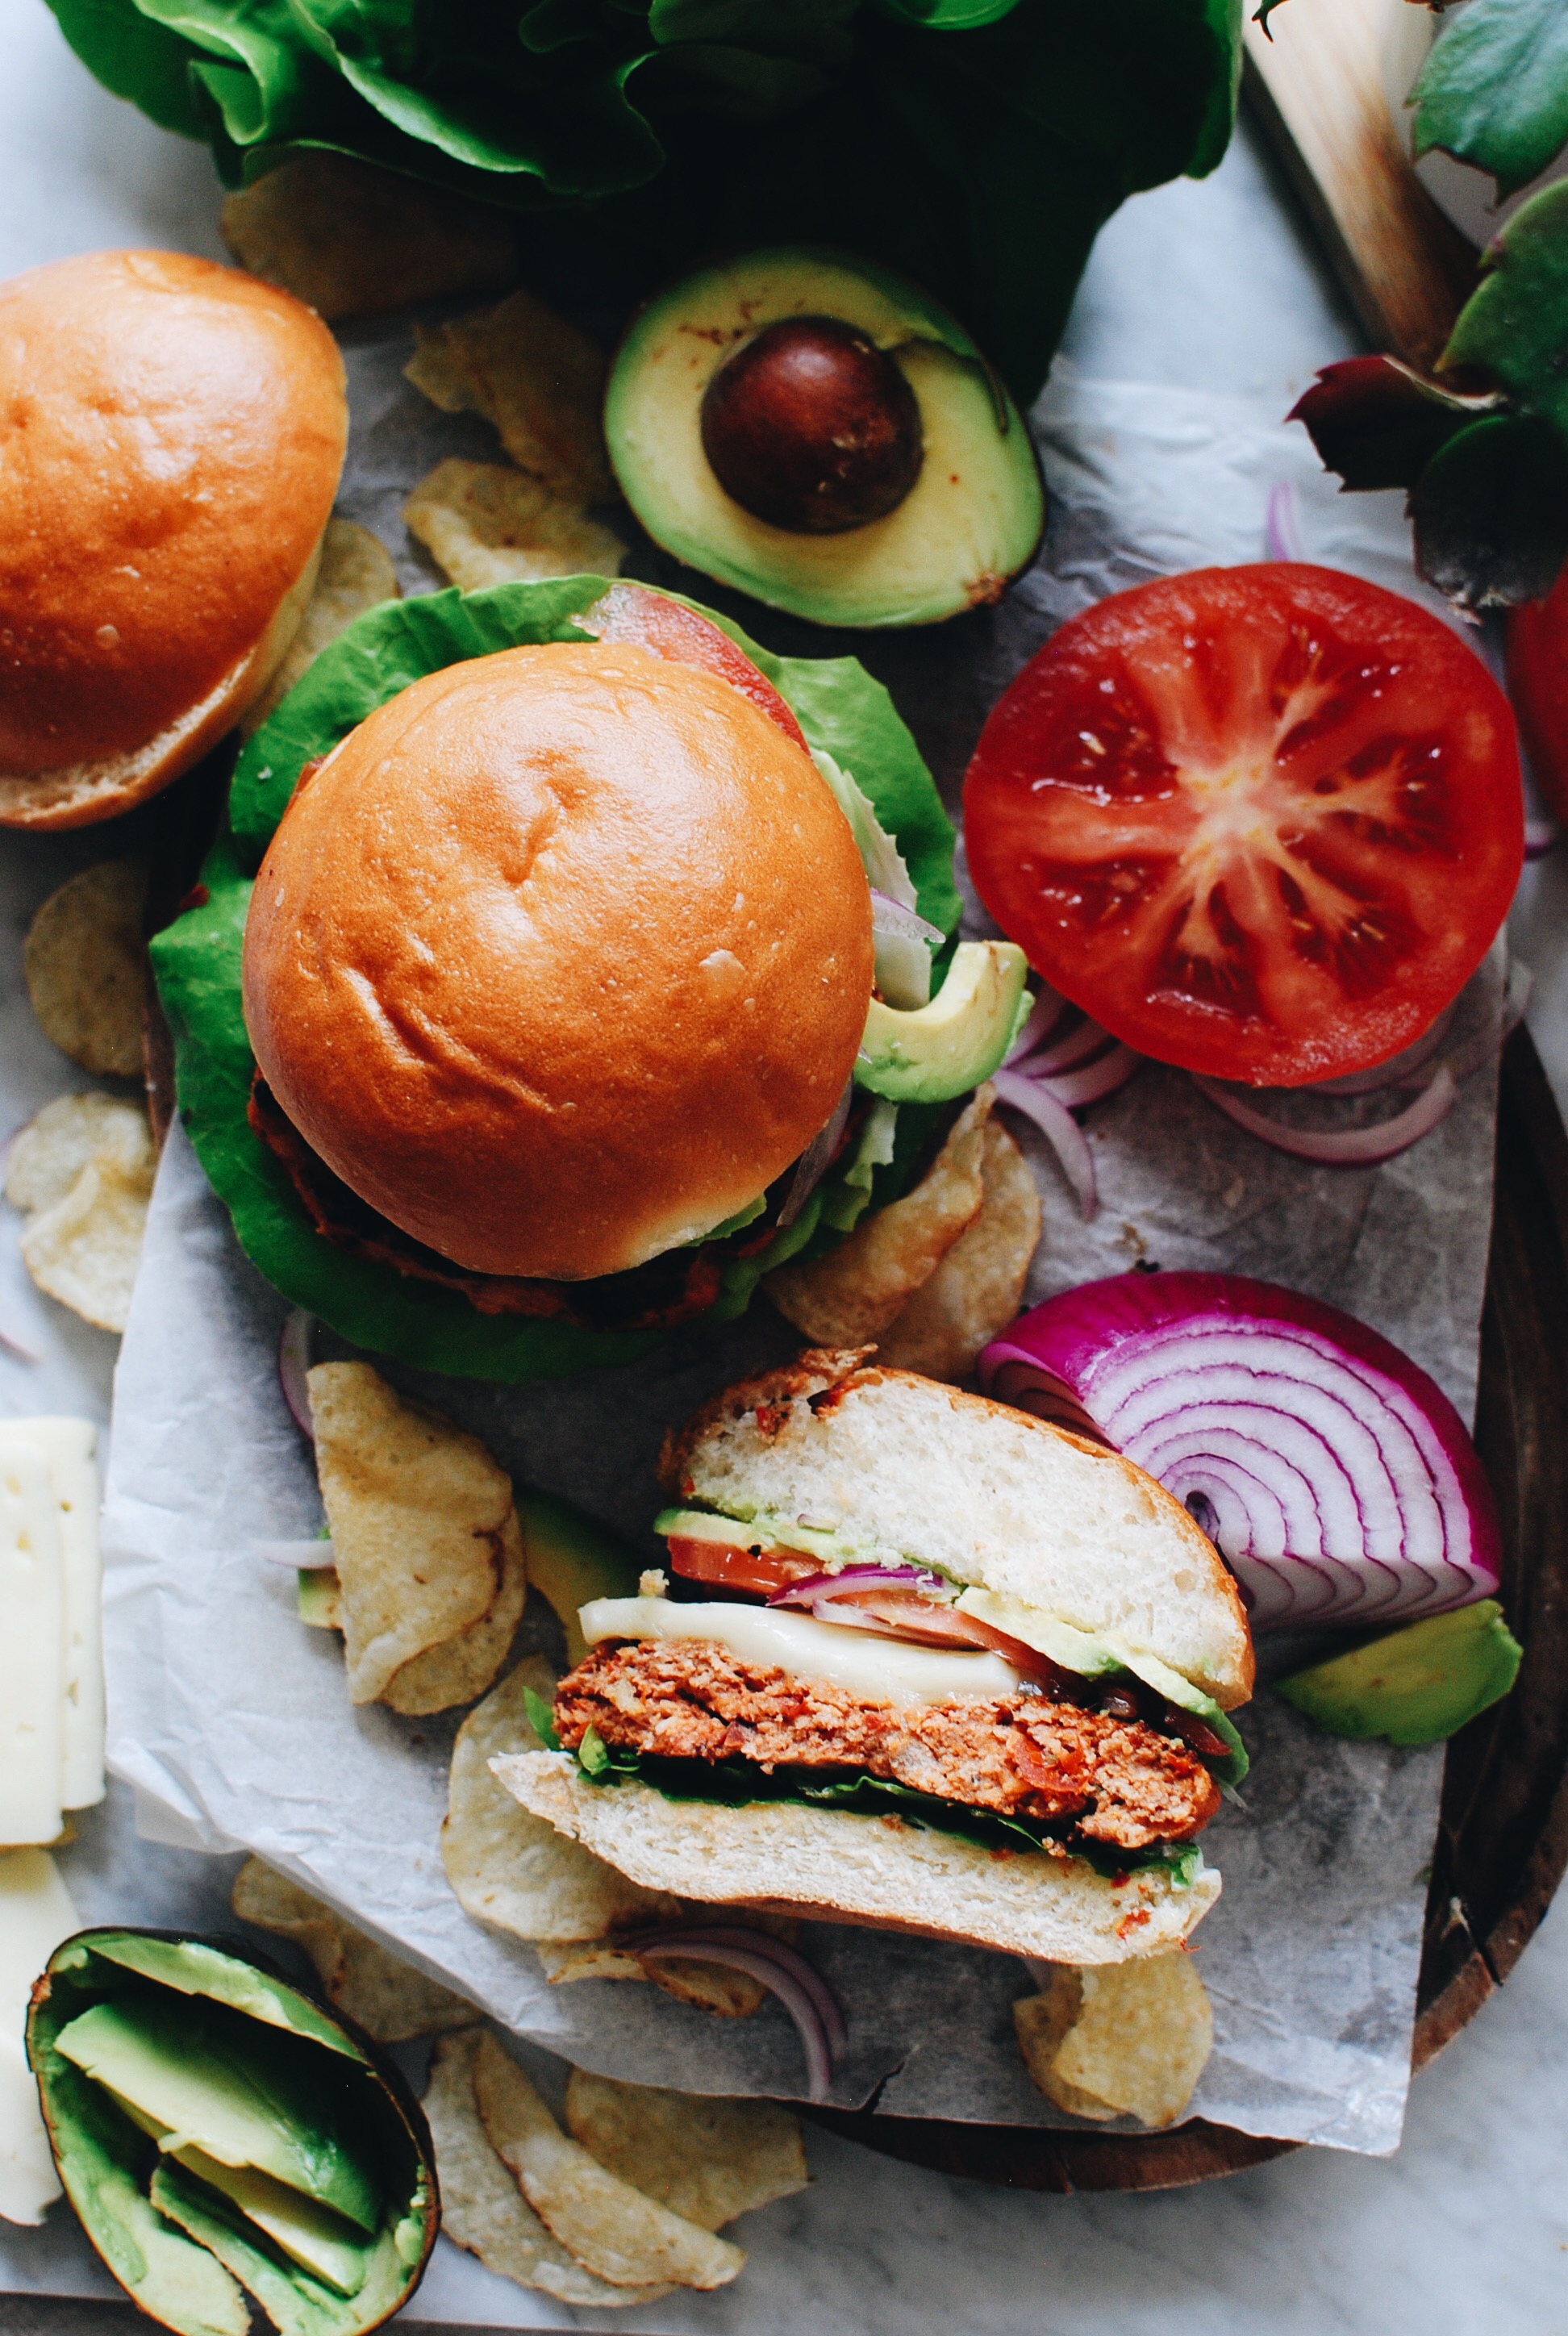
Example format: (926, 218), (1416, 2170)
(231, 1858), (473, 2043)
(12, 1095), (156, 1335)
(307, 1362), (514, 1707)
(24, 861), (148, 1079)
(1015, 1954), (1214, 2129)
(405, 459), (623, 592)
(240, 521), (400, 739)
(565, 2071), (808, 2232)
(766, 1086), (994, 1345)
(472, 2033), (744, 2291)
(221, 154), (515, 323)
(405, 292), (614, 504)
(876, 1116), (1041, 1381)
(6, 1092), (152, 1216)
(441, 1656), (678, 1942)
(382, 1504), (526, 1717)
(423, 2029), (669, 2309)
(535, 1940), (651, 1986)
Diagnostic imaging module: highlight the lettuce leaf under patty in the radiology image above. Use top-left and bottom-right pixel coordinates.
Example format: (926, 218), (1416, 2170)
(570, 1735), (1209, 1887)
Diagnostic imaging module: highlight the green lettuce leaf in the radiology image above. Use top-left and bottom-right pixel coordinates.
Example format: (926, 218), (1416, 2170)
(578, 1742), (1208, 1883)
(44, 0), (1242, 403)
(1412, 0), (1568, 201)
(152, 574), (955, 1379)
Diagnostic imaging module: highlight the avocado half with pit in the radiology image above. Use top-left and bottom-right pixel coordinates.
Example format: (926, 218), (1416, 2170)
(605, 247), (1045, 628)
(27, 1929), (437, 2336)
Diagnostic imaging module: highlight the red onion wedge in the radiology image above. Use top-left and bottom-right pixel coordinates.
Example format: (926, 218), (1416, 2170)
(980, 1273), (1501, 1632)
(619, 1927), (844, 2101)
(278, 1308), (316, 1439)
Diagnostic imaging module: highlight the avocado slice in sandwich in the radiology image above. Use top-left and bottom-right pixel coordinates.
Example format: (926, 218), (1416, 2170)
(605, 247), (1045, 628)
(27, 1929), (436, 2336)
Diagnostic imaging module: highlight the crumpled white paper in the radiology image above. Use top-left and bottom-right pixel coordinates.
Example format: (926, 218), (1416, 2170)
(102, 356), (1504, 2155)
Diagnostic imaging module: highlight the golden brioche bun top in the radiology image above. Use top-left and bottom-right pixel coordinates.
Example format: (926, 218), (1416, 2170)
(0, 249), (347, 775)
(242, 641), (875, 1282)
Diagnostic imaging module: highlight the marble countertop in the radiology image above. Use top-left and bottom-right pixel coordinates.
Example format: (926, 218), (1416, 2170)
(1, 0), (1565, 2326)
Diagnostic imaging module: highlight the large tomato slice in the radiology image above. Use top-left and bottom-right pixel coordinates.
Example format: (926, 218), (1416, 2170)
(1507, 563), (1568, 820)
(964, 564), (1522, 1086)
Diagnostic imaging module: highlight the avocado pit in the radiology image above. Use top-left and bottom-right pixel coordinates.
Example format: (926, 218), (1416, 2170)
(700, 316), (924, 535)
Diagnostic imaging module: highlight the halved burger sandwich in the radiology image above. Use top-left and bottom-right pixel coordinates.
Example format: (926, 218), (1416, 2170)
(152, 576), (1028, 1379)
(497, 1347), (1253, 1960)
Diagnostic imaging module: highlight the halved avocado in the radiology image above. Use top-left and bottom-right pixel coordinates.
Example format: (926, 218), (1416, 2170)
(857, 940), (1028, 1102)
(605, 247), (1045, 628)
(26, 1929), (436, 2336)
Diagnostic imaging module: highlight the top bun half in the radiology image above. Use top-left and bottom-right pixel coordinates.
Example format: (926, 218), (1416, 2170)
(0, 249), (347, 825)
(242, 642), (875, 1282)
(663, 1348), (1255, 1707)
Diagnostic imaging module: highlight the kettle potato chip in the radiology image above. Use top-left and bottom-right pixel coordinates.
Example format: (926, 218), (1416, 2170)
(405, 291), (614, 504)
(231, 1858), (473, 2042)
(24, 860), (148, 1079)
(6, 1094), (156, 1333)
(564, 2070), (808, 2231)
(876, 1116), (1041, 1380)
(1014, 1954), (1213, 2129)
(221, 154), (515, 322)
(405, 460), (623, 593)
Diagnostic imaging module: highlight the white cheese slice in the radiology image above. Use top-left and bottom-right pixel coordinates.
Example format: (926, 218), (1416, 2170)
(0, 1847), (80, 2224)
(578, 1596), (1020, 1704)
(0, 1422), (102, 1811)
(0, 1445), (65, 1847)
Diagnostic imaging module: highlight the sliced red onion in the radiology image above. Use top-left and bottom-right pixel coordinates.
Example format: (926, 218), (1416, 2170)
(1044, 1043), (1144, 1111)
(0, 1320), (42, 1365)
(278, 1308), (316, 1439)
(980, 1273), (1501, 1631)
(1005, 985), (1066, 1065)
(992, 1069), (1097, 1219)
(778, 1082), (853, 1231)
(870, 891), (943, 1012)
(1265, 480), (1306, 562)
(1012, 1013), (1117, 1081)
(620, 1927), (843, 2100)
(1191, 1066), (1458, 1166)
(767, 1565), (945, 1607)
(1524, 816), (1558, 861)
(255, 1538), (336, 1569)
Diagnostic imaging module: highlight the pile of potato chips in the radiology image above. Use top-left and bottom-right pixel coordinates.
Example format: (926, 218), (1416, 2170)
(231, 1861), (807, 2307)
(5, 1092), (154, 1335)
(769, 1082), (1042, 1382)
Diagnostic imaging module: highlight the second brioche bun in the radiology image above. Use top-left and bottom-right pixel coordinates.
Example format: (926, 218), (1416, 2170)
(0, 248), (347, 828)
(242, 642), (875, 1282)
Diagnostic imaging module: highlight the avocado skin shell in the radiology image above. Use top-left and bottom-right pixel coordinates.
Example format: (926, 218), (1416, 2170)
(700, 315), (924, 535)
(25, 1927), (440, 2336)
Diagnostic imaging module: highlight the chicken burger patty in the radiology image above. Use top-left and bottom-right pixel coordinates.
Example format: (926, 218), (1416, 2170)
(555, 1638), (1220, 1853)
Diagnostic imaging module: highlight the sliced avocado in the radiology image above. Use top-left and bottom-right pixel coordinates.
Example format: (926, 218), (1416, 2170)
(1276, 1598), (1523, 1746)
(170, 2150), (370, 2297)
(606, 247), (1045, 628)
(27, 1930), (436, 2336)
(518, 1491), (644, 1666)
(857, 941), (1028, 1102)
(298, 1568), (343, 1631)
(152, 2162), (410, 2336)
(52, 1992), (378, 2230)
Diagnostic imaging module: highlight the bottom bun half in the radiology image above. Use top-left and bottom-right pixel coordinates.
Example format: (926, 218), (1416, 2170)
(494, 1750), (1221, 1963)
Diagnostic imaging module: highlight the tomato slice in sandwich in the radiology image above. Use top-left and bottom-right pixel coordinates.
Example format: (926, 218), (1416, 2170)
(964, 563), (1523, 1086)
(578, 581), (810, 753)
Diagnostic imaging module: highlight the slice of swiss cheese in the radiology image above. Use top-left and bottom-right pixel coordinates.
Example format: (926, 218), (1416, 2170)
(0, 1847), (79, 2224)
(0, 1422), (102, 1812)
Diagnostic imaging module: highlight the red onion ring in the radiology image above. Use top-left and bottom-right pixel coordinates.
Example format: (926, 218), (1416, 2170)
(1011, 1014), (1116, 1081)
(1191, 1066), (1458, 1166)
(277, 1308), (316, 1439)
(1524, 816), (1558, 861)
(992, 1070), (1097, 1218)
(1005, 985), (1066, 1064)
(619, 1927), (843, 2101)
(766, 1565), (945, 1608)
(981, 1272), (1501, 1631)
(1265, 480), (1306, 563)
(1044, 1042), (1144, 1111)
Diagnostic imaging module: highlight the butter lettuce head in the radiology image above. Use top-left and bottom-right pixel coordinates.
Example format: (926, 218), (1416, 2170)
(43, 0), (1242, 405)
(150, 573), (957, 1379)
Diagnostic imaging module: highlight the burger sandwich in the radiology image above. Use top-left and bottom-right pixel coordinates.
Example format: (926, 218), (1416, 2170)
(0, 248), (346, 828)
(152, 576), (1028, 1379)
(496, 1346), (1253, 1960)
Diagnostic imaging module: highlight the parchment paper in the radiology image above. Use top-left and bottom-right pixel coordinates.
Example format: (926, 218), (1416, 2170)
(102, 350), (1503, 2155)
